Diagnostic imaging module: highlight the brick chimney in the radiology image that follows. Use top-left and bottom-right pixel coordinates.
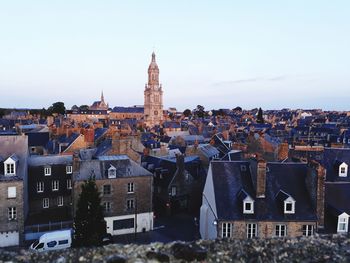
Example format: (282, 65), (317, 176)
(306, 160), (325, 229)
(277, 142), (289, 161)
(256, 159), (267, 198)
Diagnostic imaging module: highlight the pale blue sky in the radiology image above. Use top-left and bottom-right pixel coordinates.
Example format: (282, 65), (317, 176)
(0, 1), (349, 111)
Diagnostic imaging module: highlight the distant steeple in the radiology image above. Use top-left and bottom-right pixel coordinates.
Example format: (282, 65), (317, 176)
(101, 90), (104, 103)
(152, 51), (156, 62)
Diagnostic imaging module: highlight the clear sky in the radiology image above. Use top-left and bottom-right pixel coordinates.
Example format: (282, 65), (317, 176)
(0, 1), (349, 111)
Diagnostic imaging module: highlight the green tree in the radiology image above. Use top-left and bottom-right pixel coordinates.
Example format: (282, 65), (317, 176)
(73, 177), (106, 247)
(257, 107), (264, 124)
(183, 109), (192, 117)
(48, 102), (66, 115)
(79, 105), (90, 112)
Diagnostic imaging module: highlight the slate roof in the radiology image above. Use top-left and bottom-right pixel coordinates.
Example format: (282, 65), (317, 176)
(325, 182), (350, 216)
(75, 155), (152, 181)
(26, 132), (50, 147)
(323, 148), (350, 182)
(28, 155), (72, 166)
(112, 106), (144, 113)
(211, 161), (316, 222)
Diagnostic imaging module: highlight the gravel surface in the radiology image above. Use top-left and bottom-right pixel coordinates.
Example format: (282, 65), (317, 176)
(1, 234), (350, 262)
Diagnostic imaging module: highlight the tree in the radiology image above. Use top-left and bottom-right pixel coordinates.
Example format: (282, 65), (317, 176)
(257, 107), (264, 124)
(48, 102), (66, 115)
(194, 105), (205, 118)
(183, 109), (192, 117)
(73, 177), (106, 247)
(79, 105), (90, 112)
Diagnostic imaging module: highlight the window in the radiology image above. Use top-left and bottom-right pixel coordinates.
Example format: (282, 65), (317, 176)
(247, 223), (257, 238)
(127, 199), (134, 210)
(52, 180), (59, 191)
(36, 243), (44, 249)
(58, 196), (63, 206)
(58, 240), (69, 245)
(44, 167), (51, 176)
(284, 198), (295, 214)
(66, 165), (73, 174)
(275, 224), (287, 237)
(8, 207), (17, 220)
(7, 186), (16, 198)
(47, 241), (57, 248)
(171, 186), (177, 196)
(43, 198), (49, 208)
(108, 165), (116, 178)
(337, 213), (349, 233)
(113, 218), (134, 230)
(222, 222), (232, 238)
(37, 181), (44, 193)
(243, 199), (254, 214)
(127, 183), (134, 193)
(6, 163), (15, 175)
(339, 163), (348, 177)
(103, 185), (111, 195)
(103, 202), (111, 212)
(67, 179), (72, 189)
(302, 225), (314, 236)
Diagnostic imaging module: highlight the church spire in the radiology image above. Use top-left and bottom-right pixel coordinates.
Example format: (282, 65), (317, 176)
(101, 90), (104, 103)
(152, 51), (156, 62)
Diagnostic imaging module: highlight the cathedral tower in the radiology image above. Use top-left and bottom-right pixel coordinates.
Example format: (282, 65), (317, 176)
(144, 52), (164, 127)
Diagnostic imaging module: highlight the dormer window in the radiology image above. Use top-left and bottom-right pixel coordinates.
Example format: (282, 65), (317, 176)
(66, 165), (73, 174)
(339, 162), (348, 177)
(284, 197), (295, 214)
(108, 165), (116, 178)
(243, 196), (254, 214)
(337, 212), (349, 233)
(4, 155), (18, 176)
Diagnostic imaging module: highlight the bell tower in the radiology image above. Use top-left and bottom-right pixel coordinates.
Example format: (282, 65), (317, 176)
(144, 52), (164, 127)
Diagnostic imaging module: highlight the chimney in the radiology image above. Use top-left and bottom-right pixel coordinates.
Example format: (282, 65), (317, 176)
(256, 159), (267, 198)
(73, 151), (80, 173)
(306, 160), (325, 229)
(277, 142), (289, 161)
(316, 163), (325, 229)
(175, 154), (185, 174)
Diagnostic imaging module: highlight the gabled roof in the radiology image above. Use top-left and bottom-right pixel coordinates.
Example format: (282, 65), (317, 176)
(323, 148), (350, 182)
(211, 161), (316, 222)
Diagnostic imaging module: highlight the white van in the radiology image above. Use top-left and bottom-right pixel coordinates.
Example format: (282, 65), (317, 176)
(30, 230), (72, 252)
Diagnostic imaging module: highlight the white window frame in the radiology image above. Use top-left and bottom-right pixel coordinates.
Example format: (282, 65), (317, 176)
(66, 165), (73, 174)
(243, 196), (254, 214)
(67, 179), (72, 189)
(57, 196), (63, 207)
(44, 166), (51, 176)
(52, 180), (59, 191)
(7, 186), (16, 199)
(284, 197), (295, 214)
(127, 182), (134, 193)
(8, 207), (17, 220)
(43, 198), (49, 208)
(339, 163), (348, 177)
(222, 222), (232, 238)
(337, 213), (349, 233)
(171, 186), (177, 196)
(247, 223), (257, 238)
(108, 165), (117, 178)
(302, 225), (314, 236)
(37, 181), (44, 193)
(275, 224), (287, 237)
(5, 163), (15, 176)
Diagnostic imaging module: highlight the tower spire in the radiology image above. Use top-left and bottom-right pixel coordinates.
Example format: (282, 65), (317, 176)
(152, 51), (156, 62)
(101, 90), (104, 103)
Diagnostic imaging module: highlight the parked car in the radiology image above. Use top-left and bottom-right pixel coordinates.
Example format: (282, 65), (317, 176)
(30, 230), (72, 252)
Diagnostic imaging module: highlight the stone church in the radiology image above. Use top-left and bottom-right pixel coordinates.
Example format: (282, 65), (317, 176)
(144, 52), (164, 127)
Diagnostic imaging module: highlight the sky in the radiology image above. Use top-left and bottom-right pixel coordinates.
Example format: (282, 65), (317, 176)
(0, 1), (349, 111)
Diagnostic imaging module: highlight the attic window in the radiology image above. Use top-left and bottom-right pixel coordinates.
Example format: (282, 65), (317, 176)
(108, 165), (117, 178)
(284, 198), (295, 214)
(339, 163), (348, 177)
(5, 163), (15, 176)
(243, 200), (254, 214)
